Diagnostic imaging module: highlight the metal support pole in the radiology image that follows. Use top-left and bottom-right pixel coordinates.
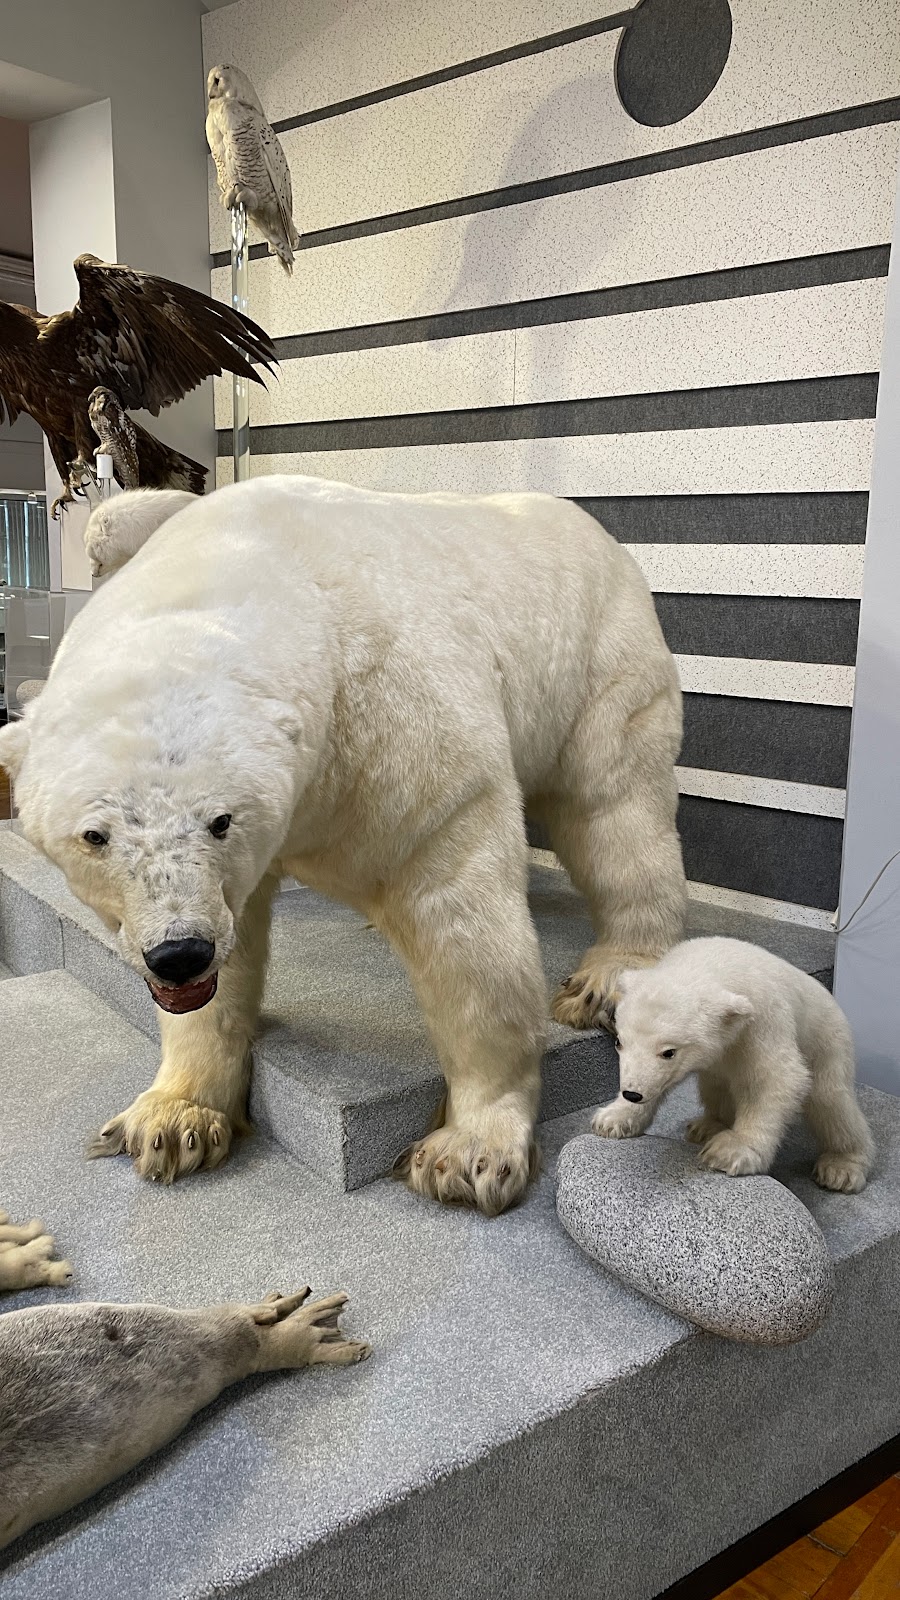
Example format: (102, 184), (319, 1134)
(231, 201), (251, 483)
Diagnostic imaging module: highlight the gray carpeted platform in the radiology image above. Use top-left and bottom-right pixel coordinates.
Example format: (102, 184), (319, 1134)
(2, 969), (900, 1599)
(0, 825), (836, 1190)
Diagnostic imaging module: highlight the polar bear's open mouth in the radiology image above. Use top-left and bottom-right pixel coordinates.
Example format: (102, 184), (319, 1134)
(147, 973), (219, 1014)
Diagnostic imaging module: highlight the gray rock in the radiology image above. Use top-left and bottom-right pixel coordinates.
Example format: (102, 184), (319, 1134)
(556, 1134), (834, 1345)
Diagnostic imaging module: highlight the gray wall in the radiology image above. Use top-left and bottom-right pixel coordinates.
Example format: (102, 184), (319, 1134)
(203, 0), (900, 921)
(0, 0), (214, 478)
(834, 158), (900, 1094)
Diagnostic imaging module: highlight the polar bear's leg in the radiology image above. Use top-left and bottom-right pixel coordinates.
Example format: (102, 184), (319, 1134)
(685, 1072), (734, 1144)
(699, 1046), (808, 1176)
(546, 685), (685, 1031)
(387, 786), (545, 1217)
(89, 873), (279, 1182)
(806, 1017), (874, 1193)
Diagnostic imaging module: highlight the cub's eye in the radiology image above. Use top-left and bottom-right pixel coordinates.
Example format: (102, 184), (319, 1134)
(209, 814), (232, 839)
(659, 1047), (677, 1060)
(83, 829), (108, 848)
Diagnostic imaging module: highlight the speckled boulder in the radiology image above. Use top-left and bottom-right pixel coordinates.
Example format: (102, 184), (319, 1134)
(556, 1134), (834, 1345)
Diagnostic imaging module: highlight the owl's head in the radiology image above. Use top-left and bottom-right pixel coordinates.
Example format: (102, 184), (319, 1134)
(207, 64), (264, 114)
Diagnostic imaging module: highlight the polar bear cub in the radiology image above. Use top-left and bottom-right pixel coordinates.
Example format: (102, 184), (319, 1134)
(593, 937), (873, 1193)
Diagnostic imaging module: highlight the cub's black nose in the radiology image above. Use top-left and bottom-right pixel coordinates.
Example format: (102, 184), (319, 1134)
(621, 1089), (644, 1104)
(143, 938), (215, 985)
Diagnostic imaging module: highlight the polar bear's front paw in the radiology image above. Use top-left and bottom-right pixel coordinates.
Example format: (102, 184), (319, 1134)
(0, 1212), (74, 1292)
(685, 1113), (726, 1145)
(699, 1130), (767, 1177)
(394, 1128), (538, 1217)
(88, 1091), (236, 1183)
(592, 1102), (647, 1140)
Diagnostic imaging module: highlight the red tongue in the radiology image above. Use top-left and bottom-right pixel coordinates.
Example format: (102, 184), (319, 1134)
(149, 972), (218, 1014)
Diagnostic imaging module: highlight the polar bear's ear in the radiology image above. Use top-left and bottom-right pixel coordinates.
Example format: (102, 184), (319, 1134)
(0, 718), (30, 779)
(719, 990), (753, 1024)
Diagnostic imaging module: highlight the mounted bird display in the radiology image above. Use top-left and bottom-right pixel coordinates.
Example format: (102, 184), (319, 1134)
(88, 386), (207, 496)
(0, 253), (276, 516)
(206, 63), (301, 273)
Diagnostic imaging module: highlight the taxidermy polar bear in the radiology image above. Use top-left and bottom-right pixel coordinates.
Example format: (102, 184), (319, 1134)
(594, 937), (873, 1193)
(0, 476), (685, 1215)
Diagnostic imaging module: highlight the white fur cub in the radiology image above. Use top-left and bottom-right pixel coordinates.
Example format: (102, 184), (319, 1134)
(593, 937), (873, 1194)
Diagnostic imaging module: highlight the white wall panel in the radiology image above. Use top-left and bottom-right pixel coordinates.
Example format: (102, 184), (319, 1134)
(215, 330), (516, 428)
(210, 124), (900, 338)
(215, 277), (886, 428)
(203, 0), (617, 127)
(624, 543), (865, 599)
(675, 767), (845, 817)
(673, 656), (855, 705)
(208, 0), (900, 248)
(214, 420), (875, 498)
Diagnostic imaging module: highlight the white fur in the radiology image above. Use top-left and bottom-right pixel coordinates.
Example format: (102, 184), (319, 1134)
(83, 489), (196, 577)
(0, 475), (685, 1213)
(594, 937), (874, 1193)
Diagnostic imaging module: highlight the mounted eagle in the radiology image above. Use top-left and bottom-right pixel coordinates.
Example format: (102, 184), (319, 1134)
(88, 386), (207, 496)
(0, 253), (275, 515)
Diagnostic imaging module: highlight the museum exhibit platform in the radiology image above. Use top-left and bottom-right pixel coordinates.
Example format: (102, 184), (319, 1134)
(2, 822), (900, 1600)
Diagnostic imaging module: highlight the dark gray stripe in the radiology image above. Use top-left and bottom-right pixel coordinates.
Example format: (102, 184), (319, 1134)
(681, 695), (852, 788)
(529, 797), (842, 908)
(655, 594), (859, 666)
(575, 492), (869, 544)
(216, 373), (877, 457)
(677, 795), (842, 909)
(257, 248), (889, 358)
(273, 12), (635, 132)
(209, 96), (900, 267)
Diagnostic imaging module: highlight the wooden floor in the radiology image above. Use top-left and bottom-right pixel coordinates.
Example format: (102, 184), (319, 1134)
(715, 1477), (900, 1600)
(0, 767), (10, 821)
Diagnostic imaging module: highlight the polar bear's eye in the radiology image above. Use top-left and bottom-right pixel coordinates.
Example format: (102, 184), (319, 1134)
(209, 814), (232, 839)
(659, 1047), (677, 1060)
(83, 829), (109, 848)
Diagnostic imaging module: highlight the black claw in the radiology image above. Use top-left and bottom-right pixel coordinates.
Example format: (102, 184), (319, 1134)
(187, 1131), (197, 1150)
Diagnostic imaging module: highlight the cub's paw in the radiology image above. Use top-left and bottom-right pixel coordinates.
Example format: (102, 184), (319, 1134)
(0, 1214), (74, 1292)
(685, 1114), (727, 1145)
(592, 1102), (647, 1140)
(699, 1130), (766, 1177)
(394, 1128), (539, 1218)
(253, 1289), (372, 1369)
(89, 1091), (237, 1183)
(813, 1154), (868, 1194)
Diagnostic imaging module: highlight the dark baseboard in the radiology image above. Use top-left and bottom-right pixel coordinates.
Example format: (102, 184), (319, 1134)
(655, 1432), (900, 1599)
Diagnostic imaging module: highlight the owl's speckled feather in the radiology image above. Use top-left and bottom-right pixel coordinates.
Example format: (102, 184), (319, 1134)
(206, 64), (301, 273)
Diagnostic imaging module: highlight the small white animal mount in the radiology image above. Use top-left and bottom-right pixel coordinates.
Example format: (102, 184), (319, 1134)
(593, 937), (874, 1193)
(206, 63), (301, 272)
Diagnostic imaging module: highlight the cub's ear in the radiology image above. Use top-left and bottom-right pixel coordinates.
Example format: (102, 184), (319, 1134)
(0, 718), (30, 779)
(616, 968), (641, 997)
(719, 989), (753, 1024)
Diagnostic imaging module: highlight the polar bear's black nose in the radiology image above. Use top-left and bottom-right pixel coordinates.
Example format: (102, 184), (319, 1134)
(143, 938), (215, 985)
(622, 1089), (644, 1103)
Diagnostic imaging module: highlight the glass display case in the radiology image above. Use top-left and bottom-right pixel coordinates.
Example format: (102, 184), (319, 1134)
(0, 491), (53, 717)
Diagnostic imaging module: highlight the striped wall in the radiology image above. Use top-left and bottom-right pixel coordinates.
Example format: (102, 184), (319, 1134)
(203, 0), (900, 925)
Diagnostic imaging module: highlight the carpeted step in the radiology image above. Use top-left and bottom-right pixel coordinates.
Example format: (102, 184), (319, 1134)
(0, 824), (836, 1191)
(1, 967), (899, 1600)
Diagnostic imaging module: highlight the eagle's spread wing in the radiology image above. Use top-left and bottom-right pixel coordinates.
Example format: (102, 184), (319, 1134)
(68, 254), (276, 416)
(259, 118), (299, 248)
(0, 300), (41, 428)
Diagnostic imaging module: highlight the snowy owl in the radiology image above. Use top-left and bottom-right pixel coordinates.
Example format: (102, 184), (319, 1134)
(206, 64), (301, 274)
